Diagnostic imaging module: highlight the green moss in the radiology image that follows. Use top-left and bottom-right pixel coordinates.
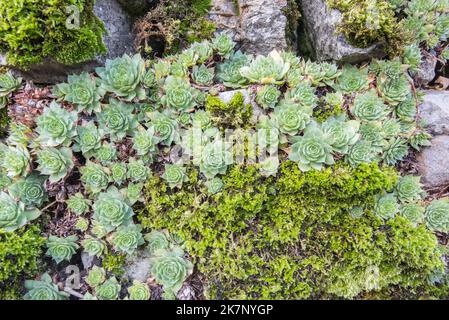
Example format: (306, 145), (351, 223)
(139, 161), (444, 299)
(0, 226), (46, 298)
(102, 252), (127, 276)
(327, 0), (403, 51)
(205, 92), (253, 129)
(0, 0), (106, 69)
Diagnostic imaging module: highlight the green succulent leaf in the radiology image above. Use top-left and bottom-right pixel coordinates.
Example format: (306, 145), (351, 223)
(86, 265), (106, 287)
(82, 236), (107, 258)
(96, 277), (121, 300)
(80, 161), (110, 194)
(0, 191), (40, 232)
(425, 198), (449, 232)
(8, 173), (48, 208)
(66, 193), (90, 215)
(127, 280), (151, 300)
(36, 147), (73, 183)
(46, 235), (79, 264)
(240, 50), (290, 85)
(111, 223), (144, 255)
(24, 273), (68, 300)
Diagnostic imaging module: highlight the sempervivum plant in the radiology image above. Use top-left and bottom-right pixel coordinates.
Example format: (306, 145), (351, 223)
(24, 273), (69, 300)
(345, 140), (375, 167)
(216, 51), (251, 88)
(94, 142), (117, 164)
(192, 41), (214, 64)
(133, 126), (159, 157)
(284, 82), (318, 108)
(211, 33), (236, 58)
(98, 99), (138, 141)
(400, 203), (425, 226)
(200, 140), (233, 179)
(259, 157), (280, 177)
(396, 97), (417, 122)
(36, 147), (73, 183)
(205, 177), (224, 194)
(382, 138), (409, 166)
(395, 175), (425, 203)
(161, 76), (198, 111)
(96, 54), (146, 101)
(110, 223), (145, 255)
(82, 236), (107, 258)
(110, 162), (127, 186)
(377, 75), (411, 106)
(125, 183), (144, 205)
(162, 164), (188, 189)
(73, 121), (103, 158)
(322, 115), (360, 154)
(351, 90), (389, 122)
(127, 158), (150, 182)
(127, 280), (151, 300)
(149, 111), (180, 146)
(35, 102), (77, 147)
(46, 235), (79, 264)
(192, 65), (214, 86)
(86, 266), (106, 287)
(0, 71), (21, 107)
(0, 144), (30, 178)
(53, 72), (103, 113)
(289, 122), (334, 172)
(272, 100), (311, 136)
(149, 247), (194, 296)
(80, 162), (110, 194)
(96, 277), (121, 300)
(256, 85), (281, 109)
(178, 48), (199, 68)
(0, 191), (40, 232)
(92, 187), (134, 232)
(8, 173), (47, 208)
(66, 193), (90, 215)
(425, 199), (449, 232)
(240, 50), (290, 84)
(145, 230), (170, 255)
(335, 65), (370, 94)
(374, 193), (399, 220)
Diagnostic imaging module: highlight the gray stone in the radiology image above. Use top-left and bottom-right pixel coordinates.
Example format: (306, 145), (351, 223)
(81, 252), (95, 270)
(417, 135), (449, 188)
(210, 0), (289, 55)
(298, 0), (385, 63)
(414, 55), (437, 86)
(124, 250), (152, 282)
(1, 0), (136, 84)
(218, 89), (251, 104)
(420, 90), (449, 136)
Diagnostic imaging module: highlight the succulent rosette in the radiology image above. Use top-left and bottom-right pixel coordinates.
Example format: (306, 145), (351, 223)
(400, 203), (425, 225)
(66, 193), (90, 215)
(6, 122), (33, 147)
(86, 266), (106, 287)
(377, 75), (411, 106)
(425, 199), (449, 232)
(240, 50), (290, 84)
(200, 140), (233, 179)
(284, 82), (318, 108)
(272, 101), (311, 136)
(132, 126), (160, 157)
(149, 111), (180, 146)
(36, 147), (73, 183)
(161, 76), (198, 111)
(192, 65), (214, 86)
(301, 60), (325, 85)
(259, 157), (280, 177)
(345, 140), (375, 167)
(75, 217), (89, 232)
(8, 173), (47, 208)
(396, 96), (417, 122)
(125, 182), (144, 205)
(0, 71), (21, 99)
(82, 236), (107, 258)
(256, 85), (281, 109)
(374, 193), (399, 220)
(127, 158), (150, 182)
(110, 162), (127, 186)
(0, 191), (40, 232)
(35, 102), (77, 147)
(205, 177), (224, 194)
(94, 142), (117, 164)
(322, 115), (360, 154)
(73, 121), (102, 157)
(0, 143), (31, 178)
(351, 90), (389, 122)
(96, 277), (121, 300)
(211, 33), (236, 58)
(289, 122), (334, 172)
(382, 138), (409, 166)
(334, 65), (370, 94)
(150, 247), (194, 295)
(24, 273), (69, 300)
(92, 186), (134, 232)
(45, 235), (79, 264)
(53, 72), (102, 113)
(395, 175), (425, 203)
(161, 164), (188, 188)
(96, 54), (146, 101)
(80, 161), (110, 194)
(217, 51), (251, 88)
(191, 40), (213, 63)
(111, 223), (145, 255)
(127, 280), (151, 300)
(145, 230), (171, 254)
(98, 99), (138, 141)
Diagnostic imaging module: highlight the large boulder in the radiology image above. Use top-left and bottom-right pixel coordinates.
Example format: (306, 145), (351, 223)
(417, 135), (449, 188)
(210, 0), (290, 55)
(298, 0), (385, 63)
(419, 90), (449, 136)
(1, 0), (136, 84)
